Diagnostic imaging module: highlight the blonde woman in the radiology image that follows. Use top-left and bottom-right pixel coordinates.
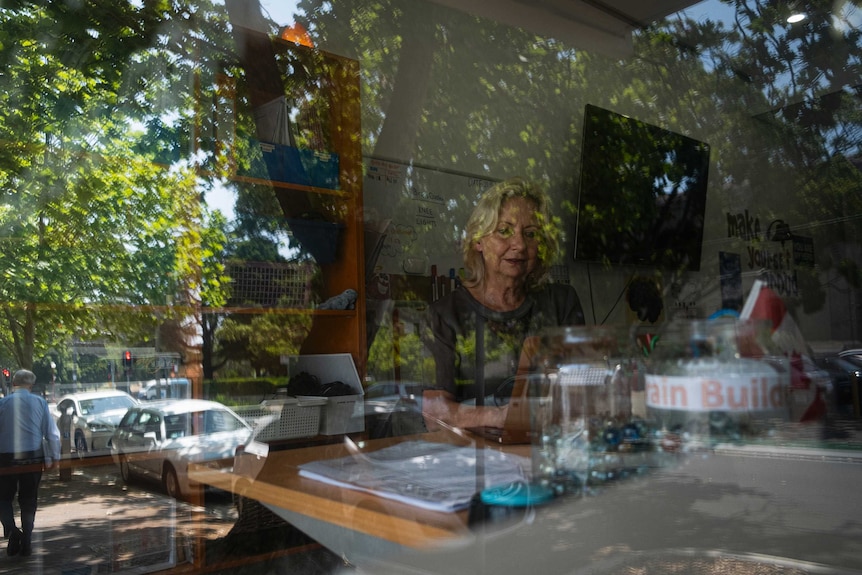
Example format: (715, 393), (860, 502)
(424, 177), (585, 430)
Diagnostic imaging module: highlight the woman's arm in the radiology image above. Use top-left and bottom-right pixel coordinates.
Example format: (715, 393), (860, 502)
(421, 389), (508, 431)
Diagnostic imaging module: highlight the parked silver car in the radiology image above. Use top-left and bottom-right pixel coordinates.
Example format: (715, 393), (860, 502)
(109, 399), (253, 499)
(52, 390), (139, 456)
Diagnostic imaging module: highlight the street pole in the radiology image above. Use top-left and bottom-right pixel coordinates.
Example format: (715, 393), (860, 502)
(59, 408), (72, 481)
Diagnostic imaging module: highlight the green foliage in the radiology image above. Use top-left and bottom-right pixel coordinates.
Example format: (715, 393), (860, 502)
(0, 1), (234, 367)
(203, 377), (289, 404)
(0, 0), (860, 373)
(216, 309), (313, 376)
(366, 311), (434, 383)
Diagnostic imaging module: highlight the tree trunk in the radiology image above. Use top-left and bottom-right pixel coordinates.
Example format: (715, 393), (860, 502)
(365, 3), (440, 346)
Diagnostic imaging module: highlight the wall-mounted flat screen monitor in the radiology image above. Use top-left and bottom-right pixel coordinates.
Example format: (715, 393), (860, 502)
(574, 104), (711, 271)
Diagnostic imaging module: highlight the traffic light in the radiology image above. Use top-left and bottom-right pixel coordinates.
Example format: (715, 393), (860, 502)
(2, 368), (9, 383)
(122, 350), (132, 372)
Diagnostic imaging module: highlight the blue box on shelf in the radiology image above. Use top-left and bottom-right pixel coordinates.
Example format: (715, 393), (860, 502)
(300, 149), (340, 190)
(242, 141), (339, 190)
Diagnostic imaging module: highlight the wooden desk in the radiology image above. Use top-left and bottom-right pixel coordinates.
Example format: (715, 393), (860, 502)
(189, 431), (529, 562)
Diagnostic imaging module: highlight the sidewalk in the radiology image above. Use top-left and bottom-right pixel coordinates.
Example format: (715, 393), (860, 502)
(0, 461), (344, 575)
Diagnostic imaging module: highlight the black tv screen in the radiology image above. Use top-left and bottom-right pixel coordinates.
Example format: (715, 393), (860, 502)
(574, 105), (711, 271)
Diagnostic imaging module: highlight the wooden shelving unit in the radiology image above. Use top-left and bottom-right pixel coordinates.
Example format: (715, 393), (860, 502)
(229, 41), (366, 375)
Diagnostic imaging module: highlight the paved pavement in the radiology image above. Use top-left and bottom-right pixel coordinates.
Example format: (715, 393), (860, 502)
(0, 457), (346, 575)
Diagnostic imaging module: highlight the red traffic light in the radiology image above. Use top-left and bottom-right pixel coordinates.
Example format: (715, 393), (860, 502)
(2, 368), (9, 378)
(122, 350), (132, 367)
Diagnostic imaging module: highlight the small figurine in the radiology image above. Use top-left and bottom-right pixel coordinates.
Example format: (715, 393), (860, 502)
(318, 288), (357, 310)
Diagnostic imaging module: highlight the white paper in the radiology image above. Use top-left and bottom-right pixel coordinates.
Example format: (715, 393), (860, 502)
(298, 440), (531, 513)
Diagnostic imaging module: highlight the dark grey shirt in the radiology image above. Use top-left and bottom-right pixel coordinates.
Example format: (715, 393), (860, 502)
(426, 283), (585, 402)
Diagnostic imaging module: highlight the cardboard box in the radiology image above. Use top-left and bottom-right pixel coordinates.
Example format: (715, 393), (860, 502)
(282, 353), (365, 435)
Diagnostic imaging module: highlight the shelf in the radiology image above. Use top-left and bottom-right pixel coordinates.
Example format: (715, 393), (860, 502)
(202, 307), (356, 317)
(230, 174), (350, 198)
(226, 32), (366, 375)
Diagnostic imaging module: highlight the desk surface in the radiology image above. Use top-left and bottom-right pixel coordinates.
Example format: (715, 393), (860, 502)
(194, 432), (862, 575)
(189, 431), (529, 557)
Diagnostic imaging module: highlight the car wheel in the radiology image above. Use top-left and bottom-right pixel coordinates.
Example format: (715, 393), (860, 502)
(163, 464), (182, 499)
(119, 455), (132, 483)
(74, 431), (88, 458)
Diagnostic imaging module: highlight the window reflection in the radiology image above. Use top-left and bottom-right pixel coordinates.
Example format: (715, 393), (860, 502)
(1, 0), (861, 574)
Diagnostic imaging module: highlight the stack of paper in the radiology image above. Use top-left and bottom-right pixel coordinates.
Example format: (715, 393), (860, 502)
(298, 440), (531, 512)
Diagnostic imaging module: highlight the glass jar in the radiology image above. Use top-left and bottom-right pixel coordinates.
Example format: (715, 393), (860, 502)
(643, 318), (790, 445)
(532, 325), (644, 495)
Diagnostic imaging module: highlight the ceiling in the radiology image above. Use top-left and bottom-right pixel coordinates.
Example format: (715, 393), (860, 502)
(428, 0), (703, 58)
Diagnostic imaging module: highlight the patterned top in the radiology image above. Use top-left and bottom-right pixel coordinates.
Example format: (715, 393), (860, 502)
(426, 283), (585, 402)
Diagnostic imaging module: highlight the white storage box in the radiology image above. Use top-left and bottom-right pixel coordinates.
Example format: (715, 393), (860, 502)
(282, 353), (365, 435)
(261, 396), (327, 440)
(236, 396), (327, 440)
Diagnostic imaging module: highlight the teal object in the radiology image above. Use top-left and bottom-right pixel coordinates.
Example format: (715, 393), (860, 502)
(480, 481), (554, 507)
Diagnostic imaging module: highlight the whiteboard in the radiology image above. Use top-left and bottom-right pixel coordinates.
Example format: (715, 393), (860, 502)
(363, 158), (496, 277)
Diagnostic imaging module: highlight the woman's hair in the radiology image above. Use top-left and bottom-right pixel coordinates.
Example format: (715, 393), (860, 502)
(461, 177), (560, 290)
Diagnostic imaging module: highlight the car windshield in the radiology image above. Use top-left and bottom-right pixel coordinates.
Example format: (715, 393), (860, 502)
(79, 395), (135, 416)
(203, 409), (246, 433)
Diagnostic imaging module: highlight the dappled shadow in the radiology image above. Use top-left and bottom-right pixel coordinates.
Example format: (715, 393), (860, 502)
(0, 465), (234, 574)
(0, 463), (345, 575)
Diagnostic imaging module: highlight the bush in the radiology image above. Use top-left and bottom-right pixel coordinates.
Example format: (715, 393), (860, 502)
(202, 377), (289, 404)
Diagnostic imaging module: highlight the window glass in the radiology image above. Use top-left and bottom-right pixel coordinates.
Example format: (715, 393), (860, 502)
(366, 383), (397, 399)
(4, 1), (861, 574)
(143, 413), (161, 439)
(117, 410), (139, 430)
(164, 413), (190, 438)
(204, 410), (244, 433)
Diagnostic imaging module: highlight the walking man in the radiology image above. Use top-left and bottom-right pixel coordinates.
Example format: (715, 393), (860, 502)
(0, 370), (61, 556)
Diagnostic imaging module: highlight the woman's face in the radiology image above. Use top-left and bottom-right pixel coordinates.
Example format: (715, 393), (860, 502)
(475, 195), (541, 286)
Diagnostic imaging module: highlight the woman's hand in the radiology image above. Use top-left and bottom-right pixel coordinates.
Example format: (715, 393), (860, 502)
(422, 389), (508, 431)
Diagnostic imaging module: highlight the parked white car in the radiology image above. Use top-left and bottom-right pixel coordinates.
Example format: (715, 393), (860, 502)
(52, 390), (139, 456)
(109, 399), (253, 499)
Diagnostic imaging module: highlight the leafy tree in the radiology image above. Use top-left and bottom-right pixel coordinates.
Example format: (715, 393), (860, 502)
(0, 1), (235, 370)
(216, 306), (313, 377)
